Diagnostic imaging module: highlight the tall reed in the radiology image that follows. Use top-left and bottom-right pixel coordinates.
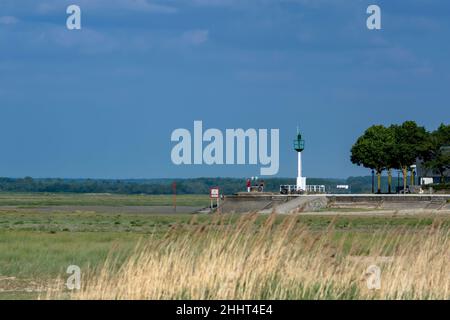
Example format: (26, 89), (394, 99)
(47, 214), (450, 300)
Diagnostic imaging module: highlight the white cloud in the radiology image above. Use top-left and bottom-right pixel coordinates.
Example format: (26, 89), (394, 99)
(1, 0), (178, 15)
(175, 0), (350, 8)
(0, 16), (19, 25)
(80, 0), (178, 14)
(188, 0), (238, 6)
(181, 30), (209, 45)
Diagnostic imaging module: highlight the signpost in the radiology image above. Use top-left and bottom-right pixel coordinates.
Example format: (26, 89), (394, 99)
(210, 187), (220, 212)
(172, 181), (177, 213)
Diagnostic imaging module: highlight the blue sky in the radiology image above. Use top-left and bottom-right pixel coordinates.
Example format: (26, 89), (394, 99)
(0, 0), (449, 179)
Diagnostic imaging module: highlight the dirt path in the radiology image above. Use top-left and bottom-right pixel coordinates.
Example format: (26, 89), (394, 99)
(296, 209), (450, 216)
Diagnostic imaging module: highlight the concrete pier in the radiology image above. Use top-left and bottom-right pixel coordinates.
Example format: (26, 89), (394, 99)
(220, 193), (450, 214)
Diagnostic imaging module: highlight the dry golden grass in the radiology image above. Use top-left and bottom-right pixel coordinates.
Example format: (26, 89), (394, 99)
(46, 214), (450, 300)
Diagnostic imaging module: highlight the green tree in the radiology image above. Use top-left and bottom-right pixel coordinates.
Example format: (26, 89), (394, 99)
(384, 131), (398, 194)
(390, 121), (429, 192)
(423, 123), (450, 184)
(351, 125), (394, 193)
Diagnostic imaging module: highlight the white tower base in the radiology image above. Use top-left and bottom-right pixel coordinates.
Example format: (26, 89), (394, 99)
(296, 177), (306, 192)
(296, 152), (307, 191)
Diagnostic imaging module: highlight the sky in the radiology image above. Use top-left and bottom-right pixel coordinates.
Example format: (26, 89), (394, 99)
(0, 0), (449, 179)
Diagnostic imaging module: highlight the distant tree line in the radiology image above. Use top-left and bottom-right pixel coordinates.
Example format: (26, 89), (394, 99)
(351, 121), (450, 193)
(0, 177), (378, 195)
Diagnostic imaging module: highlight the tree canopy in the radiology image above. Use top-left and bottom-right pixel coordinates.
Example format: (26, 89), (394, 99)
(422, 123), (450, 183)
(350, 125), (395, 192)
(390, 121), (428, 171)
(350, 121), (448, 193)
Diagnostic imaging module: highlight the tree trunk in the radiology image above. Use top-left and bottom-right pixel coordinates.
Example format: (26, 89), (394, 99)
(377, 171), (382, 194)
(402, 167), (408, 193)
(388, 169), (392, 194)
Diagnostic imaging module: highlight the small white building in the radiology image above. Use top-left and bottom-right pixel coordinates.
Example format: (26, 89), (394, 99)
(416, 146), (450, 184)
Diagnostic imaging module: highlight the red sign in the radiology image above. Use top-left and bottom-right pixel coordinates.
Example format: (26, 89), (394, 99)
(210, 187), (220, 199)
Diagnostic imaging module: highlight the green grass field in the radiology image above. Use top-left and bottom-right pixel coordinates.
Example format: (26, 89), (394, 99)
(0, 192), (210, 207)
(0, 193), (449, 299)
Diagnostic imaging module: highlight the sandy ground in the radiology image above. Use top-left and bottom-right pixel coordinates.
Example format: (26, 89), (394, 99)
(0, 205), (203, 214)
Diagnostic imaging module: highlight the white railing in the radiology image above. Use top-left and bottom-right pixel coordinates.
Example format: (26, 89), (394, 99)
(306, 185), (326, 193)
(280, 185), (296, 193)
(280, 185), (326, 194)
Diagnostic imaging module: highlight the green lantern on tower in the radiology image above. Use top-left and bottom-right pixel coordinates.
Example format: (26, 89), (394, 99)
(293, 129), (305, 152)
